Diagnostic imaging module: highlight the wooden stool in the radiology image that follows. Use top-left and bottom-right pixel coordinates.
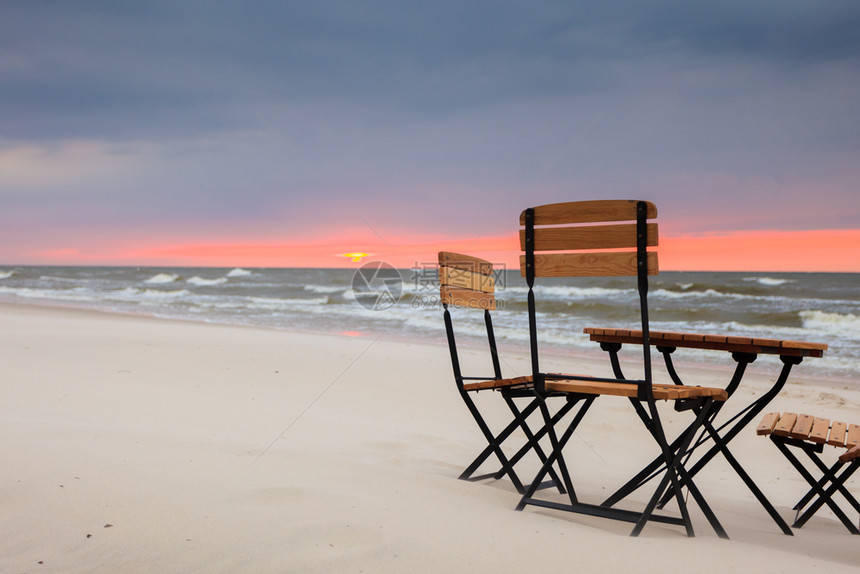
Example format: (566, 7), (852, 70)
(757, 412), (860, 533)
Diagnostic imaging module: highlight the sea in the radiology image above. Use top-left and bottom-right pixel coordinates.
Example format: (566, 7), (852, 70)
(1, 266), (858, 380)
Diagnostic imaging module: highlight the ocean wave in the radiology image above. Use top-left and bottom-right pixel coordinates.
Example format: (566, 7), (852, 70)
(226, 268), (252, 277)
(145, 273), (180, 284)
(652, 288), (733, 300)
(497, 285), (631, 301)
(0, 270), (17, 280)
(187, 276), (228, 287)
(142, 288), (191, 299)
(247, 295), (330, 310)
(744, 276), (795, 287)
(651, 287), (795, 305)
(0, 285), (97, 302)
(38, 275), (81, 283)
(304, 284), (347, 294)
(801, 310), (860, 340)
(104, 287), (192, 301)
(542, 285), (629, 299)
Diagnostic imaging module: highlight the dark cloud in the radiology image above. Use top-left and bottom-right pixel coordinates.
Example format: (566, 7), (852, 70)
(6, 0), (856, 138)
(1, 0), (859, 242)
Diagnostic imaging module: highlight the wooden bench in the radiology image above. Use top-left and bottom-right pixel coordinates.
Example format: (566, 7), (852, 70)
(757, 411), (860, 533)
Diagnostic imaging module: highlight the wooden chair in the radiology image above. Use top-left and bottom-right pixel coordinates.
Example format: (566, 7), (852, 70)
(757, 411), (860, 533)
(439, 251), (578, 494)
(514, 200), (729, 537)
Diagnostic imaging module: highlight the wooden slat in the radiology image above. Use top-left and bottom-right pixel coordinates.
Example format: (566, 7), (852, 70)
(462, 375), (533, 391)
(757, 412), (780, 436)
(790, 414), (815, 440)
(773, 413), (797, 437)
(519, 200), (657, 225)
(809, 417), (831, 443)
(827, 421), (848, 447)
(847, 424), (860, 447)
(750, 337), (783, 348)
(544, 379), (726, 401)
(439, 266), (494, 293)
(779, 339), (828, 352)
(657, 331), (685, 343)
(519, 223), (658, 251)
(437, 252), (493, 275)
(545, 380), (653, 399)
(520, 252), (658, 278)
(838, 445), (860, 463)
(439, 286), (495, 310)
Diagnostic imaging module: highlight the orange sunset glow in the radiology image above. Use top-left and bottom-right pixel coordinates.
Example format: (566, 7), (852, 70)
(14, 228), (860, 272)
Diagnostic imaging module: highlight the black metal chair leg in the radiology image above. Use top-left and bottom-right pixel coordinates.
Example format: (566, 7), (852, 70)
(631, 399), (729, 538)
(517, 396), (595, 511)
(458, 394), (539, 492)
(771, 437), (860, 534)
(503, 397), (576, 493)
(793, 452), (860, 516)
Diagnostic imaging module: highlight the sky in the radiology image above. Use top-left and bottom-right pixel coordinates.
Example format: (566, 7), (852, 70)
(1, 1), (859, 271)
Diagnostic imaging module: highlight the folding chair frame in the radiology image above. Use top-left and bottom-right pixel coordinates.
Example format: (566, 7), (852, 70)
(600, 349), (799, 535)
(769, 434), (860, 534)
(515, 200), (728, 538)
(441, 255), (574, 495)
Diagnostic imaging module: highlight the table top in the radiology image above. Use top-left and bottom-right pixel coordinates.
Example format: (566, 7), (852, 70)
(584, 327), (827, 358)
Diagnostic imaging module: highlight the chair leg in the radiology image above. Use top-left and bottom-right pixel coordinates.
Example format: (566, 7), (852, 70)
(458, 391), (535, 493)
(516, 396), (595, 511)
(689, 419), (793, 535)
(793, 466), (860, 534)
(632, 399), (728, 538)
(793, 452), (860, 517)
(771, 437), (860, 534)
(503, 395), (576, 493)
(601, 419), (695, 508)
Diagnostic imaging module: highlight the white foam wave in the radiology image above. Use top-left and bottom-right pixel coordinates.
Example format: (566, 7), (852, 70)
(145, 273), (179, 284)
(226, 268), (252, 277)
(187, 276), (228, 287)
(745, 276), (794, 287)
(801, 310), (860, 340)
(517, 285), (630, 300)
(304, 284), (347, 294)
(104, 287), (191, 301)
(247, 295), (329, 310)
(0, 285), (96, 302)
(38, 275), (80, 283)
(0, 270), (16, 280)
(141, 288), (191, 299)
(652, 288), (728, 300)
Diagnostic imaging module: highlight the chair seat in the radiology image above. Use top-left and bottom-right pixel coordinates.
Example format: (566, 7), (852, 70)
(462, 373), (589, 392)
(462, 375), (535, 392)
(544, 379), (728, 401)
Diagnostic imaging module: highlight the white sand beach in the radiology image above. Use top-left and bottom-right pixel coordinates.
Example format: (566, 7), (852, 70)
(2, 302), (859, 573)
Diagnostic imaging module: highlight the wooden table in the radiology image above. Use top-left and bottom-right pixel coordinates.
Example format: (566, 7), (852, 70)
(584, 327), (826, 358)
(583, 327), (827, 535)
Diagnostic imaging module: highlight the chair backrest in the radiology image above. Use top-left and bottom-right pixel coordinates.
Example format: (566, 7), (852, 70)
(519, 199), (658, 278)
(438, 251), (496, 310)
(438, 251), (501, 383)
(519, 200), (658, 390)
